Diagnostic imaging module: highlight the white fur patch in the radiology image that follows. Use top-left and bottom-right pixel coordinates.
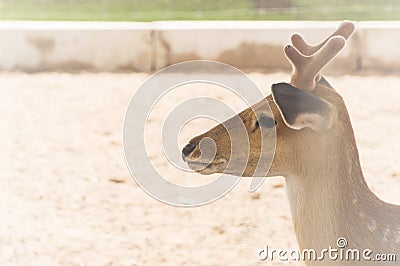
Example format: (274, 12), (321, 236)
(293, 113), (328, 132)
(367, 219), (377, 232)
(383, 228), (391, 242)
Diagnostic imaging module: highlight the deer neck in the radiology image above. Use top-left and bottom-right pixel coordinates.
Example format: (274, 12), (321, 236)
(284, 130), (385, 251)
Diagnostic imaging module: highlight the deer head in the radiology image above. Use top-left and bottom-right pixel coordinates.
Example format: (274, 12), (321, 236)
(182, 21), (356, 179)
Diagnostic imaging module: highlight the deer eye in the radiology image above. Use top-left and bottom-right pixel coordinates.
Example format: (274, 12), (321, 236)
(255, 116), (276, 129)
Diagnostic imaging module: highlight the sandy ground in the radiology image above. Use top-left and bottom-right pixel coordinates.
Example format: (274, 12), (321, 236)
(1, 72), (400, 266)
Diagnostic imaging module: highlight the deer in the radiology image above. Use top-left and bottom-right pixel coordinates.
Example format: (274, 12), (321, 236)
(181, 21), (400, 265)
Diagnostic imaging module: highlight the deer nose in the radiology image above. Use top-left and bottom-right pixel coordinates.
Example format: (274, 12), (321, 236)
(182, 143), (196, 158)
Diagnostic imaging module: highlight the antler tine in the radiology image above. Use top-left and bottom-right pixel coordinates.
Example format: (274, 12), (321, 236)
(285, 36), (346, 91)
(291, 21), (355, 56)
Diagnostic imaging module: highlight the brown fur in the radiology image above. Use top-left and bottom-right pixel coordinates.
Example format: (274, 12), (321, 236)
(183, 21), (400, 264)
(184, 81), (400, 265)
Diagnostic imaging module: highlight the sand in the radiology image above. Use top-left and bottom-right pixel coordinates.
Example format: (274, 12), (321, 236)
(1, 72), (400, 266)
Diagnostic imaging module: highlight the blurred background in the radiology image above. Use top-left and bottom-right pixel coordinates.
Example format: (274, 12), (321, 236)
(0, 0), (399, 21)
(1, 1), (400, 266)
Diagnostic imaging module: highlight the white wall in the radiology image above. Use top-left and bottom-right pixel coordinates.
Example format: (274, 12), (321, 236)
(359, 22), (400, 72)
(0, 21), (397, 73)
(0, 21), (152, 72)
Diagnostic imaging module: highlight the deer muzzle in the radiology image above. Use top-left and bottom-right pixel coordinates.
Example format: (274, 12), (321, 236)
(181, 136), (230, 174)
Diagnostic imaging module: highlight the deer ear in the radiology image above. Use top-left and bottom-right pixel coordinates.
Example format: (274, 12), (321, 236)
(271, 83), (337, 132)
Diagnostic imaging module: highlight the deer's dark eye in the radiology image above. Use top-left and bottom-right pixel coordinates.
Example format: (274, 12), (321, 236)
(256, 116), (276, 129)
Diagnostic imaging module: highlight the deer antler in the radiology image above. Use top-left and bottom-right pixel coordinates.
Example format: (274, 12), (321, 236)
(285, 36), (346, 91)
(284, 21), (355, 91)
(291, 20), (355, 56)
